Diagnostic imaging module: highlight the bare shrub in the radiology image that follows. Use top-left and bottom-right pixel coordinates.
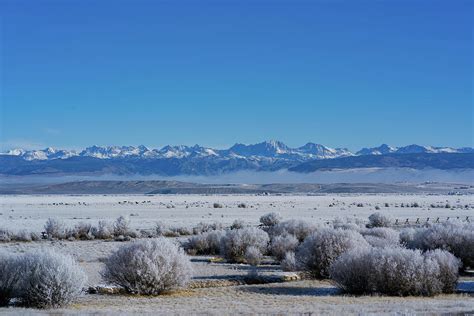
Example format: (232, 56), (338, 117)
(102, 238), (192, 295)
(113, 216), (131, 237)
(185, 230), (225, 255)
(270, 234), (299, 261)
(368, 212), (393, 228)
(245, 246), (263, 266)
(213, 203), (223, 208)
(260, 212), (282, 227)
(330, 247), (460, 296)
(0, 252), (20, 306)
(281, 251), (297, 272)
(44, 218), (67, 239)
(296, 228), (369, 278)
(220, 227), (269, 263)
(361, 228), (400, 248)
(16, 249), (87, 308)
(270, 219), (317, 242)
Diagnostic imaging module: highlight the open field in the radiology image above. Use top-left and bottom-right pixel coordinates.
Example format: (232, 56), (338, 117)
(1, 193), (473, 233)
(1, 193), (473, 314)
(0, 239), (473, 314)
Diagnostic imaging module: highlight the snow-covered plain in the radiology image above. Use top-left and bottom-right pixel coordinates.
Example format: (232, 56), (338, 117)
(1, 193), (473, 314)
(1, 194), (473, 233)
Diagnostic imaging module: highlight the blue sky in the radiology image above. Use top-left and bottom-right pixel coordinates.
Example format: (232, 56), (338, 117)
(1, 0), (472, 151)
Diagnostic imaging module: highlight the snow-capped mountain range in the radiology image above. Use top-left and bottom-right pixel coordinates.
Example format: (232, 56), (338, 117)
(2, 141), (472, 161)
(1, 141), (473, 177)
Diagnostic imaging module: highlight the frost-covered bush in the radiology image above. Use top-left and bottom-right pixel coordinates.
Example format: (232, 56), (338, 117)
(330, 247), (460, 296)
(296, 228), (369, 278)
(333, 222), (363, 231)
(368, 212), (393, 227)
(424, 249), (461, 293)
(14, 230), (33, 242)
(332, 217), (364, 231)
(361, 227), (400, 248)
(102, 238), (192, 295)
(260, 212), (282, 227)
(92, 220), (113, 239)
(0, 229), (12, 242)
(245, 246), (263, 266)
(399, 227), (425, 249)
(220, 227), (269, 263)
(192, 222), (224, 235)
(16, 249), (86, 308)
(155, 221), (169, 236)
(44, 218), (67, 239)
(281, 251), (297, 272)
(408, 221), (474, 268)
(270, 219), (317, 242)
(171, 226), (193, 236)
(73, 222), (94, 240)
(329, 247), (375, 294)
(113, 216), (131, 237)
(0, 252), (20, 306)
(270, 234), (299, 261)
(230, 219), (245, 230)
(185, 230), (225, 255)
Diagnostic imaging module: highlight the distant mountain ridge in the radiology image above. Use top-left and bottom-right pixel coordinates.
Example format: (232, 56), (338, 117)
(0, 141), (472, 177)
(2, 141), (472, 161)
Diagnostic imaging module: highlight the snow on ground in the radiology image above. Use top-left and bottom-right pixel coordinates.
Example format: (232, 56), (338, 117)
(1, 194), (473, 314)
(1, 239), (473, 315)
(0, 194), (472, 233)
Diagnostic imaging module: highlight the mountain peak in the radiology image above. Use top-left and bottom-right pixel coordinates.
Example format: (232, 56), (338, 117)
(2, 142), (472, 162)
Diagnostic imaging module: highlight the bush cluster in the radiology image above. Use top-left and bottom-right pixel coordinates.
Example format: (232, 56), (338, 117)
(43, 216), (137, 241)
(185, 230), (225, 255)
(0, 229), (41, 243)
(404, 221), (474, 268)
(270, 234), (299, 261)
(330, 247), (460, 296)
(361, 227), (400, 248)
(270, 219), (317, 242)
(220, 227), (269, 263)
(296, 228), (369, 278)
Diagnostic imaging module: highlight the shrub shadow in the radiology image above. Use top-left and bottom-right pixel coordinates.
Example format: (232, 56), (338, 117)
(239, 286), (341, 296)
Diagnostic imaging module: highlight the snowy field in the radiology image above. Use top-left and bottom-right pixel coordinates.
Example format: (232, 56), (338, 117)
(1, 193), (473, 234)
(1, 193), (473, 314)
(1, 239), (473, 314)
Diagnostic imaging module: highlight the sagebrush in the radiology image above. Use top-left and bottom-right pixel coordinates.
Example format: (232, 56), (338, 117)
(330, 246), (460, 296)
(102, 238), (192, 295)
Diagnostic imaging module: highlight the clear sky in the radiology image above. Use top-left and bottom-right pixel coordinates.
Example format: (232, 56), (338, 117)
(1, 0), (472, 151)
